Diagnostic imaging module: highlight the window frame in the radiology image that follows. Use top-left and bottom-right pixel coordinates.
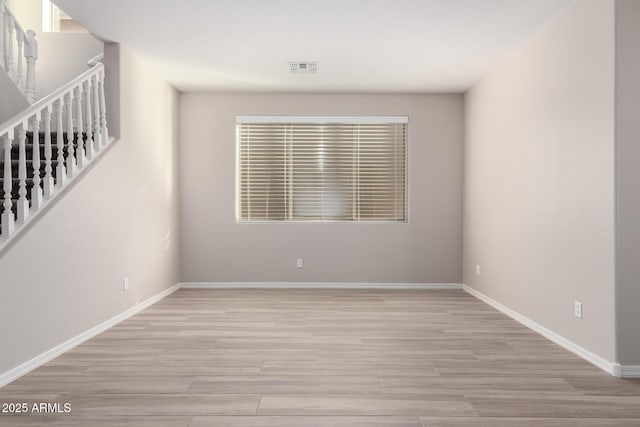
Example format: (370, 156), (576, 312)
(41, 0), (88, 33)
(235, 115), (409, 224)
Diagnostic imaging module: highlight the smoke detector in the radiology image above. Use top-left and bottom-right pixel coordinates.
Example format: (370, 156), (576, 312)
(288, 62), (318, 74)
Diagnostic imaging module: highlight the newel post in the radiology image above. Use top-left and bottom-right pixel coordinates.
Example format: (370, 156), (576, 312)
(24, 30), (38, 104)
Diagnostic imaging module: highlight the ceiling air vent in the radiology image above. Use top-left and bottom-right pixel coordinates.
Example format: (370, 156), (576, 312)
(288, 62), (318, 74)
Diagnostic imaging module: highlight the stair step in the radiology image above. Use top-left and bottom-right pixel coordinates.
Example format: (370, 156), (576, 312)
(0, 183), (38, 200)
(0, 177), (58, 189)
(6, 146), (89, 161)
(10, 139), (89, 149)
(3, 132), (94, 147)
(0, 132), (103, 229)
(0, 160), (62, 179)
(0, 176), (58, 183)
(18, 141), (93, 149)
(25, 131), (94, 138)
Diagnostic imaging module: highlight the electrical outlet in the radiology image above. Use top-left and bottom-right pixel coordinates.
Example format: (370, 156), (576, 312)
(574, 301), (583, 319)
(296, 258), (303, 269)
(475, 264), (481, 276)
(123, 277), (129, 291)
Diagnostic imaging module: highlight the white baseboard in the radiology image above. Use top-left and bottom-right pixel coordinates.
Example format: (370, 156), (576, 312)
(462, 285), (621, 377)
(179, 282), (463, 290)
(618, 365), (640, 378)
(0, 284), (180, 388)
(5, 282), (637, 387)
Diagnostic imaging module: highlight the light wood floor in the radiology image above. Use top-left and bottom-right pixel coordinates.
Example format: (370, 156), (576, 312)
(1, 289), (640, 426)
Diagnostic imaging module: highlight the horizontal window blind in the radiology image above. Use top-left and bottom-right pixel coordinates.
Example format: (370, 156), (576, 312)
(237, 117), (407, 222)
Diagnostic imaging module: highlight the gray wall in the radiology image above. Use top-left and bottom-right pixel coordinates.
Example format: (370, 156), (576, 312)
(615, 0), (640, 366)
(464, 0), (616, 362)
(0, 67), (29, 122)
(180, 93), (463, 283)
(34, 34), (104, 99)
(0, 46), (181, 375)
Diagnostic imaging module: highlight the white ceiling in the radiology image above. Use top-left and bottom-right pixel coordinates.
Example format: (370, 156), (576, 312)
(55, 0), (572, 93)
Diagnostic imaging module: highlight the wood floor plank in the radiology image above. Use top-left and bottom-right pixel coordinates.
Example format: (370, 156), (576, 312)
(259, 361), (439, 377)
(0, 416), (192, 426)
(467, 394), (640, 418)
(0, 289), (638, 425)
(564, 376), (640, 396)
(185, 375), (382, 394)
(256, 393), (476, 416)
(378, 376), (577, 396)
(64, 393), (261, 416)
(190, 416), (423, 426)
(1, 375), (192, 394)
(419, 417), (640, 426)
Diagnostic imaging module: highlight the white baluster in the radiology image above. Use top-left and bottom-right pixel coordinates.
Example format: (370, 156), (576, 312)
(91, 75), (101, 149)
(1, 133), (14, 237)
(0, 1), (5, 70)
(30, 115), (43, 210)
(24, 30), (37, 103)
(16, 125), (28, 224)
(42, 107), (54, 198)
(6, 14), (14, 78)
(67, 91), (78, 174)
(53, 100), (66, 187)
(83, 80), (94, 160)
(16, 29), (23, 90)
(73, 87), (85, 167)
(99, 69), (109, 144)
(74, 87), (93, 161)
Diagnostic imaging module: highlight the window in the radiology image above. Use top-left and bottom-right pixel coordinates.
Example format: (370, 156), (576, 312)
(42, 0), (88, 33)
(236, 116), (407, 222)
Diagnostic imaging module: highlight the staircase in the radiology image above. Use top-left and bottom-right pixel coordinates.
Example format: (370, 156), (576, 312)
(0, 131), (92, 226)
(0, 60), (110, 249)
(0, 0), (110, 249)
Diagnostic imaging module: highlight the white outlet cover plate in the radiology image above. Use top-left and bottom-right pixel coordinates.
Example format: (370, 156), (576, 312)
(574, 301), (582, 318)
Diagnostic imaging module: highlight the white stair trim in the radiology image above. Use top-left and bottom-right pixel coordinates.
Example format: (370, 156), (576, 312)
(0, 284), (180, 388)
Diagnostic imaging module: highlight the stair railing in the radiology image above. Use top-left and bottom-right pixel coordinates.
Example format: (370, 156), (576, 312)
(0, 59), (109, 247)
(0, 0), (38, 103)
